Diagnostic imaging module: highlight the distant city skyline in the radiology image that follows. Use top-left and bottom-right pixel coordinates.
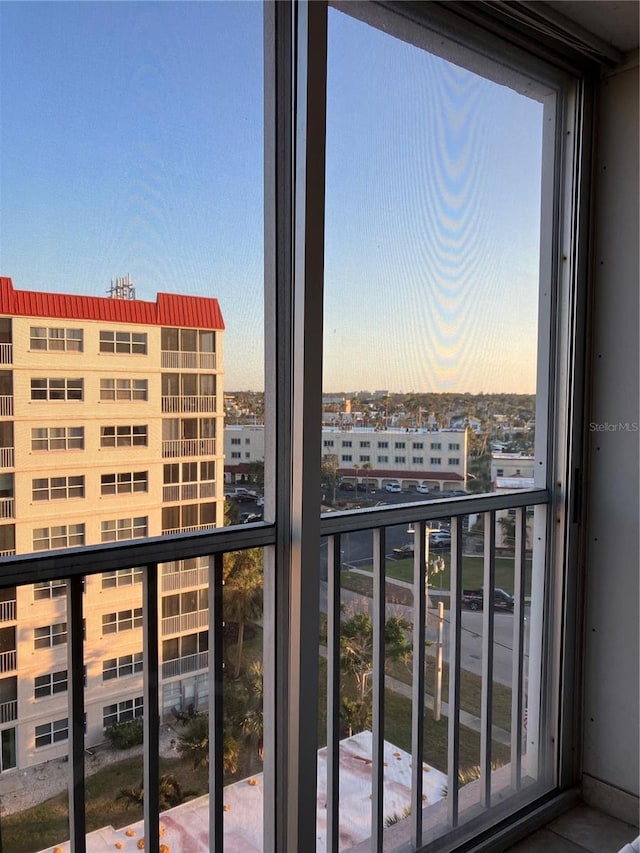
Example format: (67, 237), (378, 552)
(1, 2), (542, 393)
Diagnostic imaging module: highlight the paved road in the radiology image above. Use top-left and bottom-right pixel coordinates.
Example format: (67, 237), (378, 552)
(319, 580), (529, 689)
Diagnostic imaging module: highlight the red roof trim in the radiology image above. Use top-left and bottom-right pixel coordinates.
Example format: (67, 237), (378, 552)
(0, 277), (224, 330)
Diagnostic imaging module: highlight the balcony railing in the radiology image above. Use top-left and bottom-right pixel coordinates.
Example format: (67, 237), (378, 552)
(0, 447), (14, 468)
(0, 599), (16, 621)
(163, 482), (217, 503)
(0, 344), (12, 364)
(0, 397), (13, 417)
(161, 351), (217, 370)
(162, 523), (216, 536)
(161, 566), (209, 592)
(162, 438), (216, 458)
(161, 608), (209, 636)
(0, 498), (14, 520)
(161, 395), (216, 413)
(0, 488), (549, 852)
(0, 549), (15, 558)
(0, 650), (17, 673)
(162, 651), (208, 679)
(0, 699), (17, 724)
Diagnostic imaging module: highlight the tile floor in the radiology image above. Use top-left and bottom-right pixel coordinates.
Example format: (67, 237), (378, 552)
(505, 803), (639, 853)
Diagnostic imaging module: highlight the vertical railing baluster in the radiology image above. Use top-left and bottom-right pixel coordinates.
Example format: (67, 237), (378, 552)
(371, 527), (386, 852)
(411, 520), (427, 849)
(67, 574), (86, 853)
(481, 512), (496, 808)
(511, 508), (527, 790)
(447, 516), (463, 827)
(143, 562), (160, 853)
(209, 551), (225, 852)
(326, 534), (341, 853)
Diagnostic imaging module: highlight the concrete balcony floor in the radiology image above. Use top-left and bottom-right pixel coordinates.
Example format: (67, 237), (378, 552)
(506, 804), (639, 853)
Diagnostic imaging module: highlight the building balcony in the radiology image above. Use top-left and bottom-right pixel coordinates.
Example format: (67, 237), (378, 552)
(162, 482), (217, 503)
(0, 397), (13, 417)
(162, 438), (216, 458)
(0, 549), (15, 558)
(0, 699), (17, 724)
(0, 447), (14, 468)
(161, 395), (216, 414)
(0, 650), (16, 674)
(0, 344), (12, 365)
(161, 523), (216, 536)
(161, 566), (209, 592)
(161, 351), (216, 370)
(161, 608), (209, 636)
(161, 651), (208, 679)
(0, 599), (16, 622)
(0, 498), (14, 520)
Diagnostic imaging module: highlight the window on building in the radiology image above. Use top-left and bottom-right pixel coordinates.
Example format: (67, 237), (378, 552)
(161, 503), (215, 532)
(412, 456), (423, 465)
(377, 455), (388, 463)
(430, 457), (441, 465)
(34, 670), (68, 699)
(33, 524), (85, 551)
(102, 609), (143, 634)
(394, 456), (405, 464)
(30, 378), (83, 401)
(449, 457), (460, 465)
(412, 442), (424, 449)
(31, 426), (84, 451)
(33, 580), (67, 600)
(102, 653), (143, 681)
(99, 331), (147, 354)
(359, 441), (370, 448)
(323, 439), (334, 447)
(32, 475), (85, 501)
(30, 327), (83, 352)
(496, 468), (504, 476)
(377, 441), (388, 448)
(35, 718), (69, 748)
(430, 442), (441, 450)
(231, 452), (241, 459)
(342, 440), (352, 447)
(448, 442), (460, 451)
(103, 697), (143, 729)
(100, 378), (148, 401)
(341, 454), (352, 462)
(359, 455), (370, 462)
(101, 517), (148, 542)
(231, 438), (241, 445)
(162, 631), (208, 661)
(100, 425), (148, 447)
(161, 589), (208, 620)
(34, 623), (67, 649)
(394, 442), (405, 449)
(100, 472), (148, 495)
(102, 568), (144, 588)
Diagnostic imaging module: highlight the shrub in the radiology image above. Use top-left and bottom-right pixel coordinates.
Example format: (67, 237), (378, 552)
(105, 718), (144, 750)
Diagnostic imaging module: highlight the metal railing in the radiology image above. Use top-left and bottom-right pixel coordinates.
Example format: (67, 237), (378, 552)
(163, 482), (217, 503)
(161, 608), (209, 636)
(0, 498), (14, 519)
(161, 395), (216, 413)
(0, 344), (12, 364)
(0, 699), (17, 724)
(162, 438), (216, 458)
(162, 651), (209, 679)
(161, 567), (209, 592)
(0, 447), (14, 468)
(0, 488), (548, 853)
(161, 351), (217, 370)
(0, 598), (16, 621)
(0, 650), (17, 673)
(162, 523), (217, 535)
(0, 397), (13, 417)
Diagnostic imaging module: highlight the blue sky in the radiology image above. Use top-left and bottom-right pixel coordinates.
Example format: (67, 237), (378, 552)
(0, 2), (543, 393)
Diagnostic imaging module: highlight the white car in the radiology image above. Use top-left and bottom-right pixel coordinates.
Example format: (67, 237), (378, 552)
(384, 483), (402, 493)
(416, 484), (430, 494)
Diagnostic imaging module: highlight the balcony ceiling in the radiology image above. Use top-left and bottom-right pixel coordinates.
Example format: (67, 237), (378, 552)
(542, 0), (640, 53)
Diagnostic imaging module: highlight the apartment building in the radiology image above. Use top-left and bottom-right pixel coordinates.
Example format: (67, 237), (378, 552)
(0, 276), (224, 770)
(224, 424), (468, 491)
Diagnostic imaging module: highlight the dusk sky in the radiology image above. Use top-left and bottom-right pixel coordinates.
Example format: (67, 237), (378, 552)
(0, 2), (543, 393)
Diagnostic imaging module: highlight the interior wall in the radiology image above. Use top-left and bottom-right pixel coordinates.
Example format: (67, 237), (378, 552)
(583, 54), (639, 800)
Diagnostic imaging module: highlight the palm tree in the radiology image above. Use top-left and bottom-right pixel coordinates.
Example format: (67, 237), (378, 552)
(116, 773), (189, 810)
(236, 660), (264, 761)
(223, 548), (263, 678)
(177, 713), (240, 774)
(361, 460), (373, 493)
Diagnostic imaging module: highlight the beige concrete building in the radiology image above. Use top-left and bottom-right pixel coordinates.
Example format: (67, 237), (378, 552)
(0, 277), (224, 770)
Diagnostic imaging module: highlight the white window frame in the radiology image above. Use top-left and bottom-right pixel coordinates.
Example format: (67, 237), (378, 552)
(32, 475), (85, 501)
(34, 579), (67, 600)
(34, 669), (68, 699)
(101, 471), (148, 496)
(30, 378), (83, 401)
(34, 622), (67, 649)
(99, 330), (147, 354)
(103, 697), (143, 729)
(101, 517), (148, 542)
(102, 653), (143, 681)
(100, 425), (148, 447)
(102, 608), (143, 635)
(102, 567), (144, 588)
(33, 524), (85, 551)
(35, 717), (69, 748)
(30, 327), (83, 352)
(31, 426), (84, 451)
(100, 378), (148, 401)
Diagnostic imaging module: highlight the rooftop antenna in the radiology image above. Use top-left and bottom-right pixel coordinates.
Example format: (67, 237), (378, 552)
(107, 273), (136, 300)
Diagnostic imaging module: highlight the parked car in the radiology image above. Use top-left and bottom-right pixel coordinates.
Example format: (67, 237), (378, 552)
(462, 588), (514, 611)
(416, 484), (430, 494)
(384, 483), (402, 493)
(429, 531), (451, 549)
(240, 512), (262, 524)
(392, 543), (414, 558)
(339, 481), (355, 491)
(356, 483), (376, 493)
